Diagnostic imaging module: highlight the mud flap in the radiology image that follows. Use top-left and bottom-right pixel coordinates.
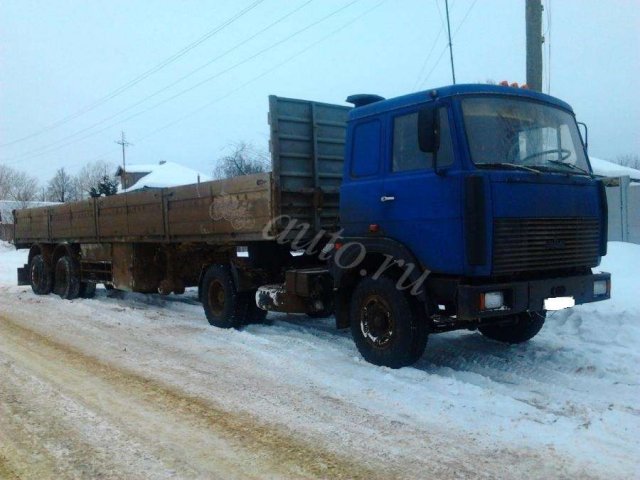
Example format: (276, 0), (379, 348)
(17, 264), (30, 286)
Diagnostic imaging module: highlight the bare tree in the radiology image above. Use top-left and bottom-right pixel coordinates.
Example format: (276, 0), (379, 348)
(47, 168), (76, 203)
(0, 164), (14, 199)
(214, 142), (269, 179)
(74, 160), (116, 200)
(615, 154), (640, 170)
(0, 163), (40, 206)
(11, 171), (40, 207)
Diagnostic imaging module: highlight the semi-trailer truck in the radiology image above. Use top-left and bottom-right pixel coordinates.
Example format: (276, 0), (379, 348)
(13, 84), (611, 368)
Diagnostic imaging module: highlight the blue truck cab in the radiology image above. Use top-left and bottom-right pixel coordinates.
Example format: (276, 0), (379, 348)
(326, 84), (611, 367)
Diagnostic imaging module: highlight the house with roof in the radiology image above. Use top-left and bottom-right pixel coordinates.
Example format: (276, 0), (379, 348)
(115, 161), (212, 192)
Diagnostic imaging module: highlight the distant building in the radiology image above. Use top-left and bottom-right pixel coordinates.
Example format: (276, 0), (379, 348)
(115, 161), (212, 192)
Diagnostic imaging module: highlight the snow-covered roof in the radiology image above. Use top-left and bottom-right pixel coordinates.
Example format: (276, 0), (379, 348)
(122, 161), (212, 192)
(589, 157), (640, 181)
(0, 200), (61, 223)
(116, 163), (160, 174)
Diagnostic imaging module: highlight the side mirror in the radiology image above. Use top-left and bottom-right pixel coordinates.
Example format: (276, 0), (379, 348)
(418, 105), (440, 153)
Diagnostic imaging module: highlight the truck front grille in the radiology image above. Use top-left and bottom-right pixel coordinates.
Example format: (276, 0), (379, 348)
(492, 217), (601, 275)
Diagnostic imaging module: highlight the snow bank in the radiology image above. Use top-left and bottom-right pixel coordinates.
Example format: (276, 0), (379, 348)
(0, 240), (26, 285)
(0, 241), (638, 476)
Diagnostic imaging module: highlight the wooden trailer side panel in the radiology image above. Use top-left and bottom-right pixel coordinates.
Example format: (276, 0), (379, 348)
(97, 194), (128, 239)
(124, 190), (164, 239)
(14, 206), (50, 243)
(167, 172), (274, 242)
(69, 200), (97, 240)
(14, 173), (276, 246)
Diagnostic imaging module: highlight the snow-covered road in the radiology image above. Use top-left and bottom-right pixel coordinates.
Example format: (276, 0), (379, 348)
(0, 241), (638, 479)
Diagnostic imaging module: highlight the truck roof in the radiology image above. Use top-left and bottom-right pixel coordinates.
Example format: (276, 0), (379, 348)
(348, 83), (574, 121)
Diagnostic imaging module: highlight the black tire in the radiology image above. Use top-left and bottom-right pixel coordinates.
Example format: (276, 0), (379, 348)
(53, 255), (81, 300)
(350, 276), (428, 369)
(79, 282), (97, 299)
(201, 265), (248, 328)
(479, 311), (546, 344)
(30, 254), (53, 295)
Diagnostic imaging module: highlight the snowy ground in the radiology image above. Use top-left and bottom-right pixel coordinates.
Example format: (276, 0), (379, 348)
(0, 241), (638, 479)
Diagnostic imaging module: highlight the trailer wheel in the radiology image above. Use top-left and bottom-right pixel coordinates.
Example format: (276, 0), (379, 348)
(350, 276), (427, 368)
(79, 282), (97, 299)
(30, 254), (53, 295)
(479, 311), (546, 344)
(53, 256), (81, 300)
(201, 265), (247, 328)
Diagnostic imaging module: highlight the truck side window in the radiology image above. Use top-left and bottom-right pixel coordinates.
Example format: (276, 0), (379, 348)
(351, 120), (381, 177)
(392, 108), (453, 172)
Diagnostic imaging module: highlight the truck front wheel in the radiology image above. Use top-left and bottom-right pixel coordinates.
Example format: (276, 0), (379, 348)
(201, 265), (247, 328)
(30, 254), (53, 295)
(350, 276), (427, 369)
(478, 311), (546, 344)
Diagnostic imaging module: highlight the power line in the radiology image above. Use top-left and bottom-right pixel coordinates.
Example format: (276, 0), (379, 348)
(0, 0), (266, 148)
(412, 28), (444, 91)
(417, 0), (479, 88)
(4, 0), (361, 164)
(139, 1), (387, 143)
(75, 1), (389, 169)
(4, 0), (315, 162)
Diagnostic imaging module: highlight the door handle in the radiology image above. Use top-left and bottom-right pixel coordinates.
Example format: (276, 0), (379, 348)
(380, 196), (395, 203)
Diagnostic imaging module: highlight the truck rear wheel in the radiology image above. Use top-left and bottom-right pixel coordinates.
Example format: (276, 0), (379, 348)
(30, 254), (53, 295)
(201, 265), (247, 328)
(54, 255), (81, 300)
(350, 276), (427, 368)
(479, 311), (546, 344)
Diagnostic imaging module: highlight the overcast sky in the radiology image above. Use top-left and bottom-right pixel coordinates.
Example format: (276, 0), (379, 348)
(1, 0), (639, 182)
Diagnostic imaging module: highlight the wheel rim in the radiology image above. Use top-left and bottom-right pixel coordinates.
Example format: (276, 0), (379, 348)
(208, 279), (225, 316)
(360, 294), (395, 349)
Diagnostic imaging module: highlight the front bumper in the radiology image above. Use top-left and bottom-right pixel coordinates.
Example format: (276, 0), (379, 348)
(457, 271), (611, 320)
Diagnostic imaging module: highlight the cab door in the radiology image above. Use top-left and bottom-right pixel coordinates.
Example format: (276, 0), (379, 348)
(379, 103), (464, 274)
(339, 119), (385, 237)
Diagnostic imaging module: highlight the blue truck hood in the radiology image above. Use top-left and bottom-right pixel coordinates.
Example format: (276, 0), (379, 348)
(490, 173), (600, 218)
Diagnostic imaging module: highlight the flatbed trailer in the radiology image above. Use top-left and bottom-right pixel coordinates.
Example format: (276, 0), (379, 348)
(14, 96), (348, 305)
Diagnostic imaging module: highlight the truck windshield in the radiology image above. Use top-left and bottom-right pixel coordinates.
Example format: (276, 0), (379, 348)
(461, 96), (590, 175)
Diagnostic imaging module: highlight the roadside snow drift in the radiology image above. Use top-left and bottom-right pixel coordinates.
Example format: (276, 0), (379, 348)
(0, 240), (638, 478)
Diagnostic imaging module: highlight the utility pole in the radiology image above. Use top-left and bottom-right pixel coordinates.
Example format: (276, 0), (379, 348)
(444, 0), (456, 84)
(115, 131), (133, 189)
(526, 0), (543, 92)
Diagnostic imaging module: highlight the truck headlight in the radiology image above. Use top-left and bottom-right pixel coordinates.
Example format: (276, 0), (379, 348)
(593, 280), (608, 296)
(482, 291), (504, 310)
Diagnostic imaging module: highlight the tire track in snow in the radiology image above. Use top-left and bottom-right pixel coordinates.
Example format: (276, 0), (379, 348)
(0, 314), (383, 480)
